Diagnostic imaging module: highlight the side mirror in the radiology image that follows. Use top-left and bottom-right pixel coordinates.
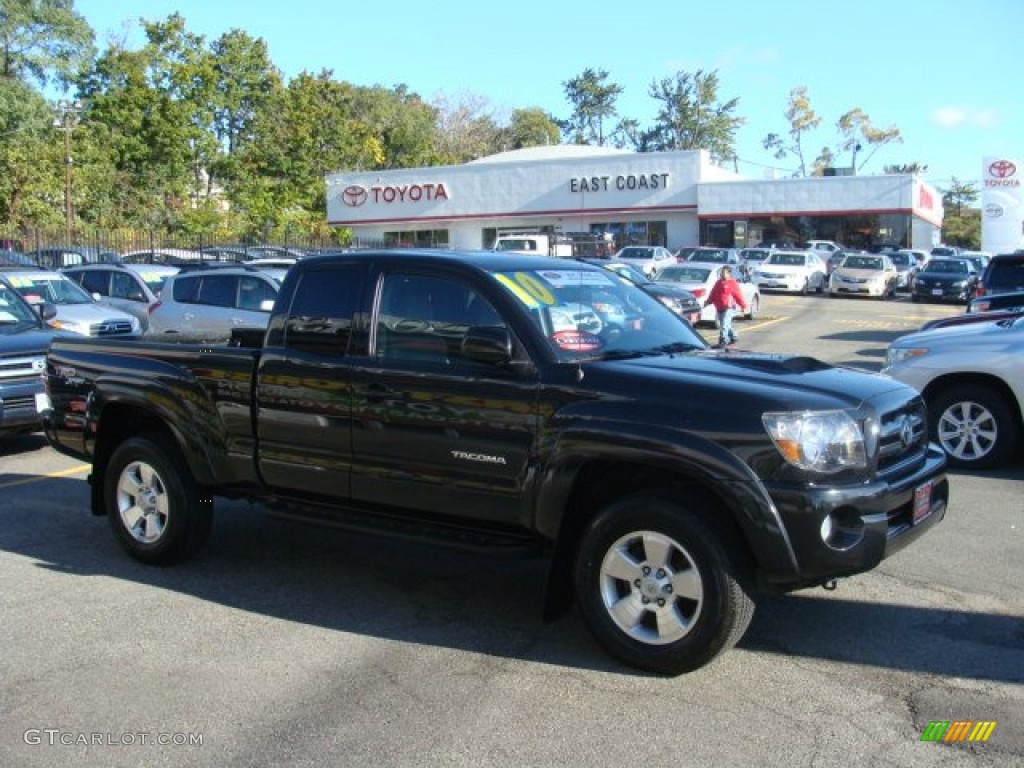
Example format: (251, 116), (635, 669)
(38, 302), (58, 321)
(461, 326), (513, 365)
(259, 299), (276, 312)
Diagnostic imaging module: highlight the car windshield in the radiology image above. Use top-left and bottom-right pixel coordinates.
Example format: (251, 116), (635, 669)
(490, 267), (705, 361)
(657, 266), (712, 283)
(924, 260), (969, 274)
(6, 273), (94, 304)
(618, 247), (655, 258)
(741, 249), (769, 261)
(842, 256), (884, 270)
(689, 249), (728, 263)
(766, 253), (807, 266)
(0, 283), (40, 330)
(606, 263), (650, 284)
(889, 253), (912, 267)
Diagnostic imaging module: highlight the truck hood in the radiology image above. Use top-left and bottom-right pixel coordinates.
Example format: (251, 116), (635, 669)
(580, 349), (908, 413)
(0, 327), (62, 356)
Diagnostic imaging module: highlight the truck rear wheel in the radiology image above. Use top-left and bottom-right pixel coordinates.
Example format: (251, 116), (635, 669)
(574, 495), (754, 675)
(104, 434), (213, 564)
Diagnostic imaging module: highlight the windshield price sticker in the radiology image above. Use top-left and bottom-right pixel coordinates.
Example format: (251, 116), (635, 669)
(551, 330), (604, 352)
(536, 270), (615, 288)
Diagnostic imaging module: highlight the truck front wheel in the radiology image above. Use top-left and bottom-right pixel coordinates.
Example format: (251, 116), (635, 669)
(575, 495), (753, 675)
(104, 434), (213, 565)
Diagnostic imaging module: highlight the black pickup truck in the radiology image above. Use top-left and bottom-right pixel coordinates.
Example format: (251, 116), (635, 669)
(42, 250), (948, 675)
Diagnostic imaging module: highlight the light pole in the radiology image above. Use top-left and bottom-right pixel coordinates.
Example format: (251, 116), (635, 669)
(53, 100), (82, 244)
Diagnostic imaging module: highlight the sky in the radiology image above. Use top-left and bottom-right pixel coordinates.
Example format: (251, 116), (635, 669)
(73, 0), (1023, 188)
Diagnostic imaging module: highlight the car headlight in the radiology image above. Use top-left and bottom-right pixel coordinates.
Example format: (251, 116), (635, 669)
(884, 346), (928, 367)
(49, 318), (89, 335)
(762, 410), (867, 473)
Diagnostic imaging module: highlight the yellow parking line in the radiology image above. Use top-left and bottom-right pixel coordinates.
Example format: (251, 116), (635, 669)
(0, 464), (89, 489)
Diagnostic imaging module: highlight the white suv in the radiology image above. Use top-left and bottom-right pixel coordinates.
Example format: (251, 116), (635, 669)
(147, 266), (286, 343)
(882, 316), (1024, 469)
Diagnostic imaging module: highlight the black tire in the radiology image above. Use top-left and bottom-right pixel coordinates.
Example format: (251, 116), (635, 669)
(574, 495), (754, 675)
(928, 384), (1019, 469)
(104, 434), (213, 564)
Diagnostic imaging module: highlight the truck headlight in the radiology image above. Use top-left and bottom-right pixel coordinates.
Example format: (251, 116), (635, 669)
(50, 318), (89, 336)
(763, 410), (867, 473)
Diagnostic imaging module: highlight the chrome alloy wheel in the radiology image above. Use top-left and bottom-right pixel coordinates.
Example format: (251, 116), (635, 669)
(937, 401), (998, 463)
(116, 459), (171, 544)
(599, 530), (704, 645)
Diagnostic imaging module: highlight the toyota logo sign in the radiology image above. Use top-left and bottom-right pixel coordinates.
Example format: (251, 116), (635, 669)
(341, 185), (368, 207)
(988, 160), (1017, 179)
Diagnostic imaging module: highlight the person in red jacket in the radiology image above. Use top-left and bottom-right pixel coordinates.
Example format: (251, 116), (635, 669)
(707, 266), (748, 346)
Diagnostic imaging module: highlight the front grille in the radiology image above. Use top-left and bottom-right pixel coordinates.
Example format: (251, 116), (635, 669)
(1, 394), (34, 409)
(90, 320), (134, 336)
(877, 400), (928, 474)
(0, 356), (42, 381)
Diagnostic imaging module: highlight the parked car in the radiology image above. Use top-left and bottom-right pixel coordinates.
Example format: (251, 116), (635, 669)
(886, 250), (919, 291)
(584, 260), (702, 324)
(147, 265), (286, 342)
(977, 251), (1024, 297)
(805, 239), (845, 256)
(969, 289), (1024, 314)
(749, 250), (827, 294)
(0, 282), (66, 436)
(121, 248), (205, 265)
(929, 245), (961, 258)
(27, 245), (121, 269)
(611, 246), (676, 277)
(827, 253), (898, 299)
(677, 246), (744, 269)
(920, 307), (1024, 331)
(959, 250), (992, 276)
(882, 316), (1024, 469)
(738, 247), (772, 273)
(655, 263), (760, 324)
(910, 257), (979, 304)
(63, 262), (179, 331)
(0, 268), (141, 338)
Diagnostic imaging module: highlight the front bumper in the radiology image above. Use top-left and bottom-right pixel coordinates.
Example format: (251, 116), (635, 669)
(0, 381), (45, 434)
(759, 444), (948, 592)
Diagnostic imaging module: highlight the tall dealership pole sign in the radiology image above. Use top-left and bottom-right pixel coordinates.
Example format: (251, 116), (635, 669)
(981, 156), (1023, 254)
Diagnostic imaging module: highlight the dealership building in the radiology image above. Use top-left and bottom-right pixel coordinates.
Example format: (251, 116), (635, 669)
(325, 145), (943, 253)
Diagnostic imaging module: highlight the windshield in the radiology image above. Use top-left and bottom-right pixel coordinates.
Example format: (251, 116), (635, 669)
(889, 253), (911, 267)
(491, 268), (705, 360)
(6, 273), (95, 304)
(766, 252), (807, 266)
(842, 256), (884, 270)
(0, 283), (41, 331)
(657, 266), (712, 283)
(924, 259), (968, 275)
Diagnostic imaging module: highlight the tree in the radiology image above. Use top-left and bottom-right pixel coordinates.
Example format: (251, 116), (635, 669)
(0, 0), (94, 88)
(940, 177), (980, 216)
(836, 108), (901, 172)
(560, 68), (622, 146)
(637, 69), (743, 163)
(884, 162), (929, 175)
(0, 76), (62, 226)
(764, 87), (904, 177)
(431, 90), (500, 164)
(498, 107), (560, 150)
(761, 86), (821, 177)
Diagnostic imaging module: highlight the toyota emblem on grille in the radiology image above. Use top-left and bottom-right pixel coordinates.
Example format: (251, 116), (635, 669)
(988, 160), (1017, 179)
(342, 185), (368, 207)
(899, 416), (914, 449)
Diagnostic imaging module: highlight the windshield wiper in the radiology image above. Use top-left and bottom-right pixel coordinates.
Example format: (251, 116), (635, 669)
(650, 341), (702, 355)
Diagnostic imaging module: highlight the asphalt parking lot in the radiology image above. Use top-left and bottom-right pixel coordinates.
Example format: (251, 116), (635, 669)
(1, 292), (1021, 768)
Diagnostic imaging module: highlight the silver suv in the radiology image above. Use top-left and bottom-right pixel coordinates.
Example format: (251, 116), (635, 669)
(147, 266), (286, 342)
(0, 268), (141, 338)
(63, 263), (179, 331)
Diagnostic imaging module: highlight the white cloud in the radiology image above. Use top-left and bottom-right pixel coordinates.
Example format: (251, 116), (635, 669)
(932, 106), (1000, 129)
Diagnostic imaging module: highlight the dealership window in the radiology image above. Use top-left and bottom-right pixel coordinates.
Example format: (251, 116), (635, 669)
(701, 214), (914, 251)
(589, 221), (667, 250)
(383, 230), (449, 248)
